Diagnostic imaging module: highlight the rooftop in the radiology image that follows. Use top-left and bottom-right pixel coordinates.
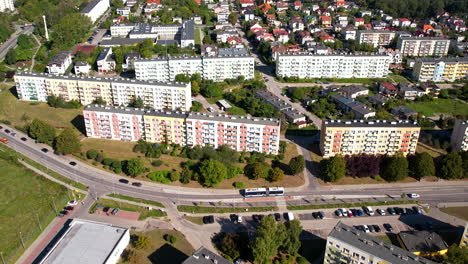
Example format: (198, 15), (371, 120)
(218, 47), (249, 56)
(40, 219), (128, 264)
(415, 57), (468, 63)
(323, 119), (419, 128)
(81, 0), (105, 14)
(400, 36), (449, 41)
(328, 222), (436, 264)
(399, 231), (448, 253)
(48, 51), (71, 66)
(182, 247), (232, 264)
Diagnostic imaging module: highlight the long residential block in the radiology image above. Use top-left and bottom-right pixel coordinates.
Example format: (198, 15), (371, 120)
(83, 105), (281, 154)
(451, 120), (468, 152)
(320, 119), (420, 157)
(324, 222), (436, 264)
(397, 37), (450, 57)
(276, 53), (392, 79)
(81, 0), (110, 23)
(412, 57), (468, 82)
(134, 55), (255, 82)
(356, 30), (396, 47)
(14, 72), (192, 111)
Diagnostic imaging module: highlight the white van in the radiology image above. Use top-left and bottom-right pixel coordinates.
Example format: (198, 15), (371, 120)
(364, 206), (375, 216)
(287, 212), (294, 221)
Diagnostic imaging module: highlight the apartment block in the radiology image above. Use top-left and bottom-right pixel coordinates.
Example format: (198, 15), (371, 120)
(320, 119), (420, 157)
(14, 72), (192, 111)
(135, 54), (255, 82)
(412, 57), (468, 82)
(397, 37), (450, 57)
(356, 30), (396, 47)
(324, 222), (436, 264)
(81, 0), (110, 23)
(451, 120), (468, 152)
(83, 105), (281, 154)
(276, 53), (392, 79)
(0, 0), (14, 11)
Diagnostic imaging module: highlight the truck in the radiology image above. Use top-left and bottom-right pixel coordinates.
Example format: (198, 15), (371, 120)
(0, 138), (8, 144)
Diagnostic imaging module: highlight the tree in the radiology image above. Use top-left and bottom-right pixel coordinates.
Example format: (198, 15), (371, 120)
(244, 162), (270, 180)
(202, 35), (212, 44)
(175, 73), (190, 83)
(138, 39), (154, 58)
(282, 219), (302, 256)
(320, 155), (346, 182)
(444, 244), (468, 264)
(124, 158), (146, 177)
(28, 119), (56, 143)
(228, 12), (238, 25)
(381, 153), (408, 182)
(134, 235), (150, 250)
(439, 152), (464, 179)
(91, 97), (107, 105)
(269, 167), (284, 182)
(410, 152), (435, 179)
(86, 149), (98, 159)
(164, 234), (177, 244)
(289, 155), (305, 175)
(4, 49), (16, 65)
(54, 128), (81, 154)
(129, 96), (144, 108)
(50, 13), (92, 50)
(199, 159), (227, 187)
(219, 233), (244, 260)
(251, 215), (285, 264)
(191, 81), (200, 95)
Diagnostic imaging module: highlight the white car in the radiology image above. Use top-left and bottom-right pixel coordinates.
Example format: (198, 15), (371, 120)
(67, 200), (78, 206)
(364, 206), (375, 216)
(377, 208), (386, 216)
(408, 193), (420, 198)
(363, 225), (370, 233)
(340, 208), (348, 217)
(237, 215), (243, 223)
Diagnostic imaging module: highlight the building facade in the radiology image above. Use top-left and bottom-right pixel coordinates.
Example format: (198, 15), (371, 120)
(276, 53), (392, 79)
(397, 37), (450, 57)
(14, 72), (192, 111)
(320, 119), (420, 157)
(324, 222), (436, 264)
(81, 0), (110, 23)
(451, 120), (468, 152)
(135, 55), (255, 82)
(83, 105), (281, 154)
(356, 30), (396, 47)
(412, 57), (468, 82)
(0, 0), (14, 12)
(47, 51), (72, 75)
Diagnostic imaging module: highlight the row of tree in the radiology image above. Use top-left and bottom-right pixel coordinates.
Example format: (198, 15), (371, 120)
(320, 151), (467, 182)
(27, 119), (81, 155)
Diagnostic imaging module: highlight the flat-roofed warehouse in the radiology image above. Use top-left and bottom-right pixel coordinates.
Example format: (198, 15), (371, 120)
(39, 219), (130, 264)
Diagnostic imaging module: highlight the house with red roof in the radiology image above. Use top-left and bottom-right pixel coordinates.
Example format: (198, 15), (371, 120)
(240, 0), (255, 8)
(266, 14), (276, 23)
(297, 30), (313, 44)
(293, 1), (302, 10)
(315, 8), (330, 16)
(259, 3), (272, 13)
(276, 1), (289, 12)
(112, 16), (125, 23)
(316, 32), (335, 43)
(250, 23), (263, 32)
(379, 82), (398, 97)
(226, 36), (243, 45)
(355, 18), (364, 27)
(271, 44), (287, 60)
(273, 28), (289, 43)
(399, 18), (411, 27)
(320, 16), (332, 26)
(256, 31), (275, 42)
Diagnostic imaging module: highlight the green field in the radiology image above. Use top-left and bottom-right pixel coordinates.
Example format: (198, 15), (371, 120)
(107, 193), (165, 208)
(194, 28), (201, 45)
(89, 198), (167, 220)
(177, 205), (278, 214)
(405, 98), (468, 117)
(439, 206), (468, 221)
(0, 153), (71, 263)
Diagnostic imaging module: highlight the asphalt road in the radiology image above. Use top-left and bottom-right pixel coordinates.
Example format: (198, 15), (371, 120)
(0, 25), (35, 59)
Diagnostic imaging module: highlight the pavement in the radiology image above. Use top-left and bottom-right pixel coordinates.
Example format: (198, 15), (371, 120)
(0, 25), (35, 59)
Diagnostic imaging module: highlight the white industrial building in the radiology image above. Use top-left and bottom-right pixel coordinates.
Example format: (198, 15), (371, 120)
(276, 53), (392, 79)
(81, 0), (110, 23)
(0, 0), (14, 12)
(39, 219), (130, 264)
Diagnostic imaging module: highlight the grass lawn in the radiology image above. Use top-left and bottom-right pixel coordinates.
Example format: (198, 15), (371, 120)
(404, 98), (468, 117)
(194, 28), (201, 45)
(439, 207), (468, 221)
(287, 200), (416, 211)
(416, 144), (445, 158)
(124, 229), (194, 264)
(317, 175), (417, 186)
(0, 85), (84, 135)
(0, 155), (71, 263)
(90, 198), (167, 220)
(178, 205), (278, 214)
(387, 74), (411, 84)
(107, 193), (165, 208)
(182, 215), (204, 225)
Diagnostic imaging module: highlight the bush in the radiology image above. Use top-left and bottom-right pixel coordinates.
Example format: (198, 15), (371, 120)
(86, 149), (98, 159)
(233, 181), (244, 189)
(164, 234), (177, 244)
(296, 256), (308, 264)
(371, 175), (383, 181)
(95, 153), (104, 163)
(134, 235), (151, 250)
(151, 160), (163, 167)
(147, 170), (172, 183)
(169, 171), (180, 182)
(102, 158), (114, 166)
(0, 120), (11, 125)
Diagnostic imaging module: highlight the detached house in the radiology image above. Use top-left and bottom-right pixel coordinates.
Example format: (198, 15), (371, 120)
(297, 31), (313, 44)
(293, 1), (302, 10)
(354, 18), (364, 27)
(276, 1), (289, 12)
(47, 51), (72, 75)
(320, 16), (332, 26)
(379, 82), (398, 97)
(273, 28), (289, 43)
(96, 48), (116, 73)
(290, 17), (305, 32)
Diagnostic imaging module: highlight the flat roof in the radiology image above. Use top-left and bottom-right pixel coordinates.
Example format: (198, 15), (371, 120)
(40, 219), (128, 264)
(81, 0), (105, 13)
(399, 231), (448, 253)
(329, 222), (436, 264)
(84, 104), (188, 119)
(323, 119), (419, 128)
(48, 51), (71, 65)
(415, 57), (468, 63)
(187, 112), (280, 126)
(400, 36), (449, 41)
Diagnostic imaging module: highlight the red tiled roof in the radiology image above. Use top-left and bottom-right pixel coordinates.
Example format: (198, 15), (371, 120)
(381, 82), (397, 90)
(146, 0), (160, 4)
(240, 0), (254, 4)
(294, 1), (302, 6)
(355, 18), (364, 22)
(320, 16), (331, 21)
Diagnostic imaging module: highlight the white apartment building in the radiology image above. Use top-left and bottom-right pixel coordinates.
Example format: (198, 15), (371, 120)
(81, 0), (110, 23)
(320, 119), (420, 158)
(74, 61), (91, 75)
(135, 54), (255, 82)
(324, 222), (436, 264)
(83, 105), (281, 154)
(397, 37), (450, 57)
(47, 51), (72, 75)
(14, 72), (192, 111)
(356, 30), (396, 47)
(276, 53), (392, 79)
(0, 0), (14, 12)
(412, 57), (468, 82)
(451, 120), (468, 152)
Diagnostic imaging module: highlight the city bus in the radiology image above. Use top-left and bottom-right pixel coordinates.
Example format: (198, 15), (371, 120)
(243, 187), (285, 197)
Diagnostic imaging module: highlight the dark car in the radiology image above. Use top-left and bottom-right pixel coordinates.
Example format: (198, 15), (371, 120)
(61, 210), (69, 215)
(41, 148), (49, 153)
(103, 207), (110, 212)
(20, 137), (27, 141)
(412, 206), (423, 214)
(252, 214), (260, 222)
(69, 161), (77, 166)
(383, 223), (393, 232)
(404, 208), (414, 214)
(57, 212), (65, 217)
(318, 211), (325, 219)
(4, 129), (10, 133)
(355, 209), (364, 217)
(312, 212), (319, 219)
(203, 215), (215, 224)
(274, 213), (281, 221)
(0, 125), (2, 129)
(395, 207), (404, 215)
(368, 225), (375, 232)
(132, 182), (142, 187)
(64, 206), (74, 211)
(230, 214), (238, 223)
(111, 208), (120, 215)
(373, 225), (381, 232)
(119, 179), (129, 184)
(387, 207), (396, 215)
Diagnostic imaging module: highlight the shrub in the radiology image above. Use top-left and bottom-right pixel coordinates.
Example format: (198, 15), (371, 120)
(134, 235), (151, 250)
(164, 234), (177, 244)
(296, 256), (308, 264)
(147, 170), (171, 183)
(371, 175), (383, 181)
(86, 149), (98, 159)
(0, 120), (11, 125)
(95, 153), (104, 163)
(169, 171), (180, 182)
(92, 161), (98, 166)
(233, 182), (244, 189)
(102, 158), (114, 166)
(151, 160), (163, 167)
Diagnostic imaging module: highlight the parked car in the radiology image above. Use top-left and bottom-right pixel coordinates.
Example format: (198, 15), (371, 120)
(387, 207), (396, 215)
(119, 179), (129, 184)
(203, 215), (215, 224)
(4, 129), (10, 133)
(285, 212), (294, 221)
(368, 225), (375, 232)
(57, 212), (65, 217)
(69, 161), (77, 166)
(377, 208), (386, 216)
(364, 206), (374, 216)
(383, 223), (393, 232)
(363, 225), (370, 233)
(412, 206), (423, 214)
(408, 193), (420, 198)
(230, 214), (239, 223)
(355, 209), (364, 217)
(335, 209), (343, 217)
(111, 208), (120, 215)
(395, 207), (404, 215)
(373, 225), (381, 232)
(103, 207), (110, 212)
(404, 208), (414, 214)
(11, 132), (16, 137)
(340, 208), (348, 217)
(41, 148), (49, 153)
(67, 200), (78, 206)
(274, 213), (281, 221)
(20, 137), (27, 141)
(64, 206), (74, 211)
(132, 182), (142, 187)
(347, 210), (354, 217)
(318, 211), (325, 219)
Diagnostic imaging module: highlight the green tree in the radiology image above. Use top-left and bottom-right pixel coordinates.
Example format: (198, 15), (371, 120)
(124, 158), (146, 177)
(175, 73), (190, 83)
(129, 96), (144, 108)
(289, 155), (305, 175)
(91, 97), (107, 105)
(268, 167), (284, 182)
(5, 49), (17, 65)
(112, 0), (125, 8)
(28, 119), (56, 143)
(228, 12), (238, 25)
(202, 35), (212, 44)
(134, 235), (150, 250)
(138, 39), (154, 58)
(50, 13), (92, 50)
(282, 219), (302, 256)
(191, 81), (200, 95)
(443, 244), (468, 264)
(320, 155), (346, 182)
(199, 159), (227, 187)
(219, 233), (244, 260)
(86, 149), (98, 159)
(439, 152), (464, 179)
(381, 153), (408, 182)
(54, 128), (81, 154)
(251, 215), (285, 264)
(410, 152), (435, 179)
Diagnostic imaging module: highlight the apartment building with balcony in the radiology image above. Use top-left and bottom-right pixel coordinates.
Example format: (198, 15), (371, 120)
(324, 222), (436, 264)
(356, 30), (396, 47)
(396, 37), (450, 57)
(134, 54), (255, 82)
(276, 53), (392, 79)
(412, 57), (468, 82)
(14, 72), (192, 111)
(320, 119), (420, 158)
(451, 120), (468, 152)
(83, 105), (281, 154)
